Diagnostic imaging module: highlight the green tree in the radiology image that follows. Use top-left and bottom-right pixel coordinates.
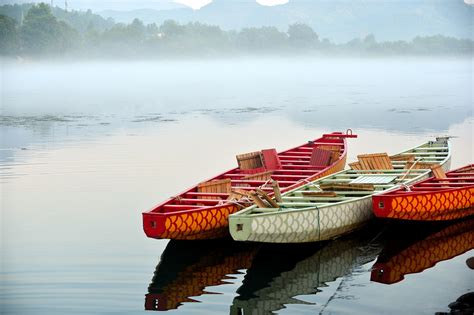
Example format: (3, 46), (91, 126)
(128, 18), (145, 39)
(0, 14), (18, 54)
(20, 3), (77, 55)
(288, 23), (319, 49)
(159, 19), (185, 38)
(237, 26), (288, 51)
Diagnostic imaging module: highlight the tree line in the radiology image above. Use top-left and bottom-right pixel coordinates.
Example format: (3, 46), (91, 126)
(0, 3), (472, 58)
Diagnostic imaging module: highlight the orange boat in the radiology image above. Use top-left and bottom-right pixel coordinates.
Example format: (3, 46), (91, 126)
(142, 130), (356, 240)
(371, 218), (474, 284)
(372, 164), (474, 221)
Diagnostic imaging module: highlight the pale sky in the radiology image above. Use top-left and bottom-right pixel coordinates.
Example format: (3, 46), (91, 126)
(175, 0), (289, 10)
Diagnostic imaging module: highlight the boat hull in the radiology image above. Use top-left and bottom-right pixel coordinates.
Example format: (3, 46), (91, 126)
(230, 196), (374, 243)
(143, 145), (347, 240)
(230, 172), (433, 243)
(229, 138), (451, 243)
(372, 163), (474, 221)
(373, 188), (474, 221)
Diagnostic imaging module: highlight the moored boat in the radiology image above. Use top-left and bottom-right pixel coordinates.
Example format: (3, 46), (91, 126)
(229, 137), (451, 243)
(143, 131), (357, 240)
(372, 164), (474, 221)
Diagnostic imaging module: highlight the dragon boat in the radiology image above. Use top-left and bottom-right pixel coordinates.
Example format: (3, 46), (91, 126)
(372, 164), (474, 221)
(229, 137), (451, 243)
(143, 131), (356, 240)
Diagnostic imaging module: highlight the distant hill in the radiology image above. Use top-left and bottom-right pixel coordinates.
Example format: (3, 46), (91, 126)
(99, 0), (473, 42)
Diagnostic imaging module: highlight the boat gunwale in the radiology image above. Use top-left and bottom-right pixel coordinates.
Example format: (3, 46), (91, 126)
(142, 133), (349, 217)
(230, 139), (452, 218)
(372, 163), (473, 198)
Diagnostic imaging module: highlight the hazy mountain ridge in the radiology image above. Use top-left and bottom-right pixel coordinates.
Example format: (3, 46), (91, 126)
(98, 0), (473, 42)
(1, 2), (472, 58)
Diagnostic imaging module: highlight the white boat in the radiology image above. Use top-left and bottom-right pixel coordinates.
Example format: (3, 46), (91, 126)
(229, 137), (451, 243)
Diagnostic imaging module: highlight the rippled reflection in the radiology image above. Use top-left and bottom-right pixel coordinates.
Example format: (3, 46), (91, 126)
(371, 217), (474, 285)
(145, 238), (259, 311)
(231, 227), (384, 314)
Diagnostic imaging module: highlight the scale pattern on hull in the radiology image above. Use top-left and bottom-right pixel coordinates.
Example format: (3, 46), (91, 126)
(158, 158), (346, 240)
(385, 188), (474, 221)
(247, 198), (373, 243)
(158, 206), (235, 240)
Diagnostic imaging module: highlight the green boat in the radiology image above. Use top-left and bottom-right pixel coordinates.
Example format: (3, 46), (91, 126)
(229, 137), (451, 243)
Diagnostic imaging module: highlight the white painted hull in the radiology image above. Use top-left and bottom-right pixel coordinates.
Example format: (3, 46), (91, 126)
(229, 138), (451, 243)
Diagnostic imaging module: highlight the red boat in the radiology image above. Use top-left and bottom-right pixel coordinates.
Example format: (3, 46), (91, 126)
(143, 130), (357, 240)
(373, 164), (474, 221)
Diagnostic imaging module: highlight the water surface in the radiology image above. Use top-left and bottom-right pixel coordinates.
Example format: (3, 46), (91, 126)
(1, 58), (473, 314)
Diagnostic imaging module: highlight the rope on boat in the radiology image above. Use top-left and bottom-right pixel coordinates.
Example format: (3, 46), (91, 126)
(258, 179), (272, 189)
(399, 157), (422, 181)
(228, 196), (253, 209)
(301, 178), (321, 191)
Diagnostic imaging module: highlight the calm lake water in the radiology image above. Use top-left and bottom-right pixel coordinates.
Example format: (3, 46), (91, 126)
(1, 58), (473, 314)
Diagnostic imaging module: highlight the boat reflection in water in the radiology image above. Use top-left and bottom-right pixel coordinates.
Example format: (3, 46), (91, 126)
(230, 226), (384, 315)
(145, 238), (259, 311)
(371, 216), (474, 285)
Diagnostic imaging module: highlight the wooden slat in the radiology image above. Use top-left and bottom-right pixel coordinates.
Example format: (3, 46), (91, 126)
(431, 164), (447, 179)
(404, 161), (434, 170)
(176, 198), (222, 204)
(390, 155), (415, 162)
(273, 169), (324, 174)
(349, 161), (363, 170)
(301, 191), (337, 197)
(256, 188), (279, 207)
(236, 151), (264, 170)
(243, 171), (273, 181)
(320, 183), (375, 191)
(232, 179), (296, 186)
(312, 142), (344, 146)
(197, 179), (232, 200)
(231, 186), (273, 191)
(357, 153), (393, 170)
(283, 196), (354, 201)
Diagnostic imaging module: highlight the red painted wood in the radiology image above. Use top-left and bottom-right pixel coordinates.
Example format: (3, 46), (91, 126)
(142, 131), (353, 240)
(309, 147), (332, 167)
(261, 149), (282, 170)
(372, 164), (474, 221)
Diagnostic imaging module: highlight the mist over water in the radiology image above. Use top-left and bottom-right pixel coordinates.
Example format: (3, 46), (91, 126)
(1, 56), (473, 314)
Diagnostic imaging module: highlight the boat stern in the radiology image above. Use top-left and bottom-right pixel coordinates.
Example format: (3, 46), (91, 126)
(143, 212), (167, 239)
(372, 195), (394, 218)
(229, 215), (254, 242)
